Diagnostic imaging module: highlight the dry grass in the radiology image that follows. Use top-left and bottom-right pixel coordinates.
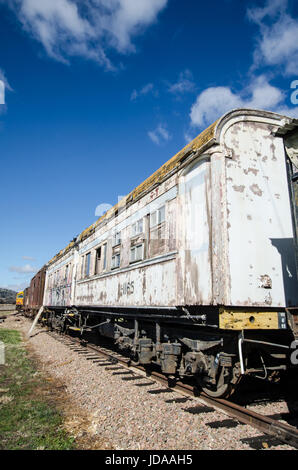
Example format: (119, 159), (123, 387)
(0, 328), (112, 450)
(25, 342), (113, 450)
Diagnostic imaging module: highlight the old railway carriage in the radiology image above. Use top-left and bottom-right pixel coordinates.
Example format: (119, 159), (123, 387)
(41, 109), (298, 397)
(21, 267), (47, 317)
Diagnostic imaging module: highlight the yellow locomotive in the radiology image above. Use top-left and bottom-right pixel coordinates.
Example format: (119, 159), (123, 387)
(16, 291), (24, 311)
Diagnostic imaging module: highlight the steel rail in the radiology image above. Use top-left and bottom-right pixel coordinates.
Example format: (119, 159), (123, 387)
(47, 330), (298, 449)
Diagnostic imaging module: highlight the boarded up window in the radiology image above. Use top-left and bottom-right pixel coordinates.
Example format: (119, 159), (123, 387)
(149, 223), (166, 258)
(95, 247), (101, 275)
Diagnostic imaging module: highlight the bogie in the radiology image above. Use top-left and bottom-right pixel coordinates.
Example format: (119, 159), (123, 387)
(43, 309), (244, 397)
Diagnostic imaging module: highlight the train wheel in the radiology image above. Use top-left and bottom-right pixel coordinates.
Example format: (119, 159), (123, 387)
(201, 381), (233, 398)
(199, 365), (235, 398)
(129, 351), (140, 366)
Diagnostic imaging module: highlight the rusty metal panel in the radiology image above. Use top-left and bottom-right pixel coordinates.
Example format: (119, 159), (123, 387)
(219, 309), (279, 330)
(224, 120), (298, 307)
(27, 266), (46, 311)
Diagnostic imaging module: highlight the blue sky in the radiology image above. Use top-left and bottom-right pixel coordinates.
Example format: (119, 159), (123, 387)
(0, 0), (298, 291)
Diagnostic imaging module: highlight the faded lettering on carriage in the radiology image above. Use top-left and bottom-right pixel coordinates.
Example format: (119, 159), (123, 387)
(119, 281), (134, 296)
(77, 294), (94, 303)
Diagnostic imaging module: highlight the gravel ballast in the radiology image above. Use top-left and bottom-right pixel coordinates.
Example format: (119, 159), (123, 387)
(1, 315), (296, 450)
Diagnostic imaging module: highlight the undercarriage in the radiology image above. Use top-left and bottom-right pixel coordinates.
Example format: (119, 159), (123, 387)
(42, 306), (297, 398)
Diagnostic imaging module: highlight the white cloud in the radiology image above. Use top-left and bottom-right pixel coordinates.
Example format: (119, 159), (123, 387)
(0, 81), (4, 106)
(130, 83), (155, 101)
(168, 69), (195, 95)
(97, 0), (168, 53)
(272, 105), (298, 118)
(1, 282), (29, 291)
(95, 202), (113, 217)
(190, 75), (298, 129)
(0, 68), (13, 108)
(187, 1), (298, 132)
(248, 0), (298, 75)
(148, 124), (171, 145)
(247, 0), (287, 24)
(9, 0), (168, 68)
(9, 264), (36, 274)
(0, 68), (13, 92)
(245, 75), (285, 108)
(190, 86), (241, 128)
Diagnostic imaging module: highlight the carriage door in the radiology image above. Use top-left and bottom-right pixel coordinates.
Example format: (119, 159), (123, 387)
(183, 156), (212, 304)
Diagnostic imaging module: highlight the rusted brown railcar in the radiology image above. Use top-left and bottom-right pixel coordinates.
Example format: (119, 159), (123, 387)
(24, 266), (46, 317)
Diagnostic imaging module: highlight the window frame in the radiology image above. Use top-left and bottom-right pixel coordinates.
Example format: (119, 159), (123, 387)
(111, 252), (121, 270)
(102, 243), (107, 271)
(150, 205), (165, 228)
(85, 252), (91, 278)
(94, 246), (102, 275)
(131, 218), (144, 237)
(130, 243), (144, 263)
(65, 264), (69, 283)
(112, 231), (121, 247)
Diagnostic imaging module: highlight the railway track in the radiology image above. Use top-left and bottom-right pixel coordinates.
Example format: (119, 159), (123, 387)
(46, 328), (298, 450)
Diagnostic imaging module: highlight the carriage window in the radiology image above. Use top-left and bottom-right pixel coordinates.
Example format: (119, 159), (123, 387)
(150, 205), (165, 227)
(85, 252), (91, 277)
(102, 243), (107, 270)
(131, 219), (143, 237)
(159, 205), (165, 224)
(149, 205), (166, 258)
(130, 244), (144, 263)
(95, 247), (101, 275)
(111, 253), (120, 269)
(65, 264), (69, 283)
(150, 211), (157, 227)
(112, 231), (121, 247)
